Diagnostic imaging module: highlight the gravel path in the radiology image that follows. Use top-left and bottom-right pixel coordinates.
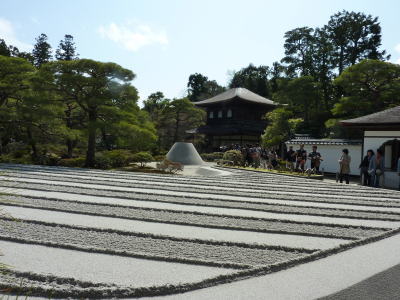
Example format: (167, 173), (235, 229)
(0, 240), (235, 286)
(1, 164), (400, 298)
(0, 198), (389, 240)
(3, 187), (400, 228)
(3, 168), (400, 200)
(0, 218), (312, 269)
(3, 205), (350, 250)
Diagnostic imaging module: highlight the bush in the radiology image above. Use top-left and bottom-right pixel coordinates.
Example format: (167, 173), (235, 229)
(92, 150), (135, 169)
(94, 153), (113, 169)
(58, 157), (86, 168)
(200, 152), (224, 162)
(0, 154), (32, 164)
(222, 150), (244, 166)
(35, 153), (61, 166)
(131, 151), (154, 168)
(153, 154), (165, 162)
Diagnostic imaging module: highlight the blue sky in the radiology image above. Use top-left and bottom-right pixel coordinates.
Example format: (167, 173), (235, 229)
(2, 0), (400, 105)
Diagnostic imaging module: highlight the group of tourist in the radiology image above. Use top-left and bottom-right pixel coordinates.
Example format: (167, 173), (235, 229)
(221, 143), (400, 189)
(359, 149), (389, 188)
(285, 144), (323, 174)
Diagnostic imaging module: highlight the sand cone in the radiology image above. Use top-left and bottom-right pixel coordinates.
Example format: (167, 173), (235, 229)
(166, 142), (204, 165)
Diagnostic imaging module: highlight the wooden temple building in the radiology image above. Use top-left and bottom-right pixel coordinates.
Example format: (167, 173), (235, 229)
(192, 88), (277, 150)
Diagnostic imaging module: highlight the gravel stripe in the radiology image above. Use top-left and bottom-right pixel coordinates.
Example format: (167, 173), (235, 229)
(0, 196), (390, 240)
(0, 218), (311, 268)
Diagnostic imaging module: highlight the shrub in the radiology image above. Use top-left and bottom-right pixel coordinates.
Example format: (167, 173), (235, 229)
(131, 151), (154, 168)
(34, 153), (61, 166)
(153, 155), (165, 162)
(58, 157), (86, 168)
(0, 154), (32, 164)
(222, 150), (244, 166)
(94, 153), (113, 169)
(200, 152), (224, 162)
(92, 150), (135, 169)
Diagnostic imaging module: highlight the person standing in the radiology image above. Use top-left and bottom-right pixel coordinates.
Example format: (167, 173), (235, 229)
(285, 146), (296, 171)
(338, 149), (351, 184)
(359, 150), (374, 186)
(295, 144), (307, 172)
(369, 149), (385, 188)
(308, 145), (323, 173)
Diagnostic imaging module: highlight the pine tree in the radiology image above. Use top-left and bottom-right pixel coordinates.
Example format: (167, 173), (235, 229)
(55, 34), (78, 61)
(32, 33), (52, 67)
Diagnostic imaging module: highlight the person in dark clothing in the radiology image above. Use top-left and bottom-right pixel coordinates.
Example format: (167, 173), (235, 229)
(359, 149), (374, 186)
(308, 145), (323, 173)
(285, 146), (296, 170)
(295, 144), (307, 171)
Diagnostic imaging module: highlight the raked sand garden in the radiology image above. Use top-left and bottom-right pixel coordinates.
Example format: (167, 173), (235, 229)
(1, 163), (400, 298)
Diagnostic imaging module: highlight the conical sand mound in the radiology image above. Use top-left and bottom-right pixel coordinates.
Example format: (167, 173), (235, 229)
(166, 142), (204, 165)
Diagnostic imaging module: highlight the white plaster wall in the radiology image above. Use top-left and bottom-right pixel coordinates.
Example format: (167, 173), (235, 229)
(285, 143), (362, 175)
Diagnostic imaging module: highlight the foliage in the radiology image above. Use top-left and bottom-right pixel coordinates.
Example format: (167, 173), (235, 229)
(222, 150), (244, 166)
(0, 56), (34, 107)
(32, 33), (52, 68)
(131, 151), (154, 167)
(281, 27), (315, 77)
(201, 152), (224, 162)
(229, 64), (271, 97)
(325, 10), (389, 74)
(261, 108), (303, 147)
(332, 60), (400, 119)
(187, 73), (225, 102)
(37, 59), (155, 167)
(58, 157), (86, 168)
(162, 97), (205, 146)
(55, 34), (78, 61)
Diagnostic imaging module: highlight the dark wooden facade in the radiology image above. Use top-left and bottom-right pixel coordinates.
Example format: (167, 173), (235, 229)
(193, 88), (277, 150)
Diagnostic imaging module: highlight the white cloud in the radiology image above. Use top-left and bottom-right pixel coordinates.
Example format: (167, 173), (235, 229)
(98, 22), (168, 51)
(0, 18), (32, 51)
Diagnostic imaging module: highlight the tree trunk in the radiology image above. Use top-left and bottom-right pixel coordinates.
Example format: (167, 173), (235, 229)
(66, 139), (74, 158)
(85, 110), (97, 167)
(101, 128), (112, 151)
(65, 105), (75, 158)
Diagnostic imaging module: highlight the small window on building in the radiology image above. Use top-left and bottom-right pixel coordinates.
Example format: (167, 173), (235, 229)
(209, 111), (214, 119)
(218, 110), (223, 118)
(227, 109), (232, 118)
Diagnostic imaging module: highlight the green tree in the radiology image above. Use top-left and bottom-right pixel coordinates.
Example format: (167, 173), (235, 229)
(55, 34), (78, 61)
(143, 92), (171, 151)
(32, 33), (52, 68)
(281, 27), (315, 77)
(52, 34), (81, 157)
(187, 73), (225, 102)
(38, 59), (146, 167)
(325, 10), (389, 74)
(332, 59), (400, 119)
(273, 76), (322, 126)
(0, 39), (11, 56)
(261, 108), (302, 147)
(0, 56), (34, 107)
(164, 98), (205, 144)
(229, 64), (271, 97)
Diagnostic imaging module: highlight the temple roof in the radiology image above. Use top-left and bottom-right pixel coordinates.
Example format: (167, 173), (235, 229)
(189, 120), (268, 135)
(286, 138), (362, 146)
(194, 88), (277, 106)
(341, 106), (400, 127)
